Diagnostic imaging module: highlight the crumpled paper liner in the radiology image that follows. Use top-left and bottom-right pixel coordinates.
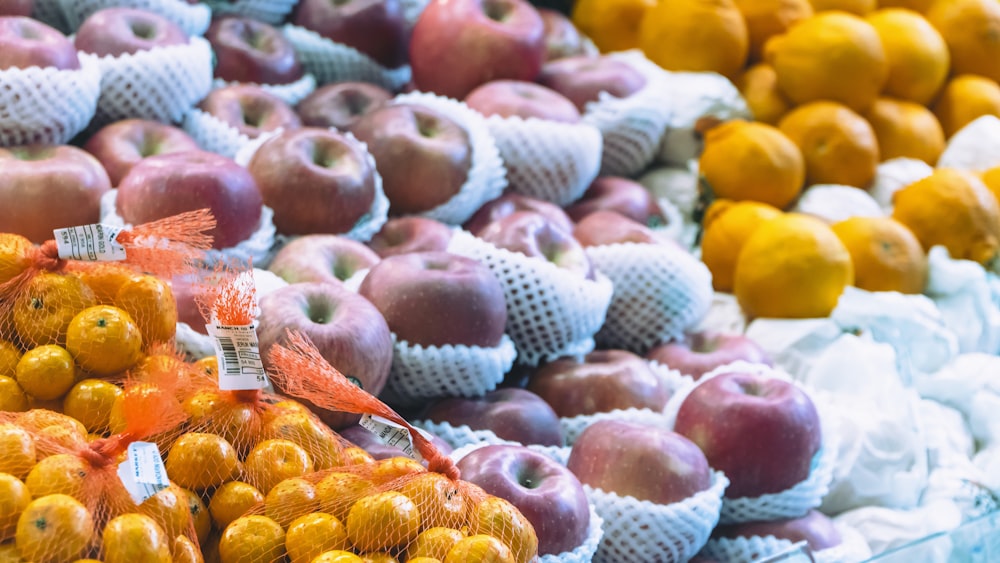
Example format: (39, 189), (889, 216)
(212, 73), (318, 107)
(937, 115), (1000, 172)
(656, 71), (751, 167)
(791, 184), (885, 224)
(59, 0), (212, 36)
(700, 521), (872, 563)
(417, 420), (570, 465)
(0, 53), (102, 146)
(204, 0), (298, 25)
(174, 321), (215, 360)
(282, 24), (411, 92)
(868, 157), (934, 213)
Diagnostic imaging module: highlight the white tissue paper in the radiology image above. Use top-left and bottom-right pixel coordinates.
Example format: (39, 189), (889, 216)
(924, 246), (1000, 355)
(656, 72), (751, 167)
(834, 500), (962, 561)
(915, 353), (1000, 450)
(638, 162), (701, 221)
(59, 0), (212, 36)
(204, 0), (298, 25)
(937, 115), (1000, 172)
(791, 184), (885, 224)
(692, 292), (747, 335)
(419, 421), (571, 466)
(282, 24), (411, 92)
(868, 158), (934, 213)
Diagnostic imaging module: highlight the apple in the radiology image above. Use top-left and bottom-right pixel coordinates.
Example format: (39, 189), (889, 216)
(291, 0), (409, 69)
(0, 16), (80, 70)
(295, 82), (392, 131)
(409, 0), (547, 99)
(566, 419), (712, 505)
(463, 193), (574, 236)
(477, 211), (595, 280)
(246, 127), (377, 235)
(572, 210), (661, 247)
(0, 145), (111, 243)
(464, 80), (580, 124)
(646, 331), (772, 381)
(82, 119), (201, 186)
(358, 251), (508, 348)
(366, 216), (454, 258)
(338, 423), (453, 460)
(526, 349), (671, 418)
(206, 15), (304, 85)
(171, 272), (208, 334)
(257, 281), (393, 429)
(565, 176), (666, 226)
(421, 388), (565, 447)
(673, 371), (822, 498)
(538, 8), (589, 61)
(537, 55), (647, 113)
(267, 235), (381, 285)
(116, 149), (263, 249)
(74, 7), (189, 57)
(457, 445), (591, 555)
(197, 84), (302, 139)
(350, 103), (472, 216)
(711, 510), (843, 553)
(0, 1), (33, 17)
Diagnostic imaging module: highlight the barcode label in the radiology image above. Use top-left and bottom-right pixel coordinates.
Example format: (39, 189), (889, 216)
(53, 224), (127, 261)
(205, 322), (268, 391)
(117, 442), (169, 505)
(359, 414), (435, 462)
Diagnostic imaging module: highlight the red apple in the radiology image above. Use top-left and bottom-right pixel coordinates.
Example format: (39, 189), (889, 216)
(116, 150), (263, 249)
(82, 119), (201, 186)
(457, 445), (591, 555)
(350, 103), (472, 216)
(477, 211), (595, 280)
(537, 55), (647, 112)
(74, 7), (188, 57)
(573, 210), (661, 247)
(712, 510), (843, 553)
(463, 193), (574, 236)
(673, 371), (822, 498)
(567, 419), (712, 505)
(0, 145), (111, 243)
(338, 423), (453, 460)
(526, 350), (671, 417)
(267, 234), (381, 285)
(295, 81), (392, 131)
(565, 176), (666, 226)
(358, 251), (507, 348)
(257, 281), (393, 429)
(206, 15), (304, 85)
(171, 272), (208, 334)
(421, 388), (565, 447)
(197, 84), (302, 139)
(409, 0), (546, 99)
(291, 0), (408, 69)
(464, 80), (580, 124)
(0, 16), (79, 70)
(646, 331), (772, 381)
(538, 8), (589, 61)
(0, 0), (33, 17)
(366, 216), (454, 258)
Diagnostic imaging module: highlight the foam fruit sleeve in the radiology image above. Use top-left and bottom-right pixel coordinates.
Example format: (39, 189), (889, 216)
(282, 24), (412, 92)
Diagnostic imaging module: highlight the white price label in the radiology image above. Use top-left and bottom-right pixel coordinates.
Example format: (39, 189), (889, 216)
(53, 224), (127, 261)
(117, 442), (169, 505)
(359, 414), (433, 462)
(206, 322), (268, 391)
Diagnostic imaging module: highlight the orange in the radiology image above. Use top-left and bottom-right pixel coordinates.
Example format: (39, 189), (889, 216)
(408, 559), (443, 563)
(371, 457), (426, 485)
(831, 216), (928, 293)
(879, 0), (934, 13)
(863, 98), (945, 165)
(16, 409), (86, 441)
(734, 0), (814, 62)
(892, 168), (1000, 267)
(0, 234), (32, 286)
(0, 543), (23, 563)
(778, 101), (881, 188)
(114, 275), (177, 345)
(444, 535), (516, 563)
(701, 199), (784, 292)
(699, 120), (806, 208)
(285, 512), (350, 563)
(343, 447), (376, 466)
(866, 8), (950, 105)
(245, 439), (315, 495)
(75, 265), (139, 306)
(809, 0), (875, 14)
(398, 473), (469, 530)
(735, 63), (793, 125)
(361, 553), (398, 563)
(926, 0), (1000, 84)
(0, 341), (22, 378)
(316, 472), (377, 522)
(469, 497), (537, 563)
(180, 487), (211, 545)
(0, 474), (29, 540)
(32, 424), (87, 460)
(570, 0), (657, 52)
(734, 213), (855, 318)
(931, 75), (1000, 138)
(263, 477), (319, 529)
(102, 513), (172, 563)
(24, 454), (89, 500)
(140, 485), (194, 541)
(193, 355), (218, 380)
(346, 491), (421, 553)
(407, 527), (468, 561)
(638, 0), (749, 80)
(165, 433), (241, 491)
(0, 377), (28, 413)
(0, 425), (33, 480)
(133, 354), (193, 392)
(62, 379), (122, 434)
(12, 273), (97, 347)
(172, 534), (202, 563)
(265, 412), (344, 471)
(218, 515), (286, 563)
(764, 11), (887, 112)
(15, 494), (93, 562)
(311, 552), (364, 563)
(15, 345), (76, 402)
(65, 305), (142, 377)
(107, 382), (180, 439)
(209, 481), (265, 529)
(981, 165), (1000, 201)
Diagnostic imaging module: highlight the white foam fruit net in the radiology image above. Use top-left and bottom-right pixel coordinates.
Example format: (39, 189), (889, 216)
(587, 241), (714, 354)
(212, 72), (318, 107)
(59, 0), (212, 36)
(484, 114), (603, 207)
(447, 229), (614, 366)
(560, 407), (672, 447)
(282, 24), (412, 91)
(0, 54), (101, 146)
(418, 421), (571, 465)
(700, 521), (872, 563)
(182, 108), (255, 159)
(204, 0), (298, 25)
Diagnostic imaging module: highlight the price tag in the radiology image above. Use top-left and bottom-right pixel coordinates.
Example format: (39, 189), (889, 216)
(359, 414), (433, 462)
(53, 224), (127, 261)
(205, 322), (268, 391)
(117, 442), (169, 505)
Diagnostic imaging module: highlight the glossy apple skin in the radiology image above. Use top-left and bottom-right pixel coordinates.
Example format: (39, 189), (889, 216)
(198, 84), (302, 139)
(527, 349), (671, 417)
(358, 251), (508, 348)
(565, 176), (666, 226)
(296, 82), (392, 131)
(350, 103), (472, 216)
(463, 193), (574, 236)
(478, 211), (595, 280)
(258, 281), (393, 429)
(74, 7), (188, 57)
(0, 16), (80, 70)
(0, 0), (33, 17)
(206, 15), (303, 85)
(292, 0), (408, 69)
(464, 80), (580, 124)
(0, 145), (111, 243)
(674, 371), (822, 498)
(83, 119), (200, 186)
(366, 216), (454, 258)
(422, 388), (565, 447)
(116, 150), (263, 249)
(567, 419), (712, 505)
(268, 234), (381, 285)
(410, 0), (546, 99)
(247, 127), (377, 235)
(457, 445), (590, 555)
(712, 510), (843, 552)
(537, 55), (647, 112)
(646, 331), (772, 381)
(538, 8), (588, 61)
(573, 210), (660, 247)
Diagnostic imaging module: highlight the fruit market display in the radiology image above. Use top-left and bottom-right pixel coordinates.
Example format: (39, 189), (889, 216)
(4, 0), (1000, 561)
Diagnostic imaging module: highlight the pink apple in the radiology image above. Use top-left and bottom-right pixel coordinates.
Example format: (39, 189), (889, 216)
(74, 7), (189, 57)
(538, 8), (589, 61)
(646, 330), (772, 380)
(267, 235), (381, 285)
(712, 510), (843, 553)
(463, 192), (574, 236)
(573, 210), (661, 247)
(171, 272), (207, 334)
(0, 16), (79, 70)
(0, 0), (33, 17)
(366, 216), (454, 258)
(291, 0), (409, 69)
(464, 80), (581, 123)
(339, 423), (453, 460)
(421, 388), (565, 447)
(477, 211), (595, 280)
(206, 15), (304, 85)
(82, 119), (201, 186)
(537, 55), (647, 112)
(565, 176), (666, 226)
(197, 84), (302, 139)
(295, 82), (392, 131)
